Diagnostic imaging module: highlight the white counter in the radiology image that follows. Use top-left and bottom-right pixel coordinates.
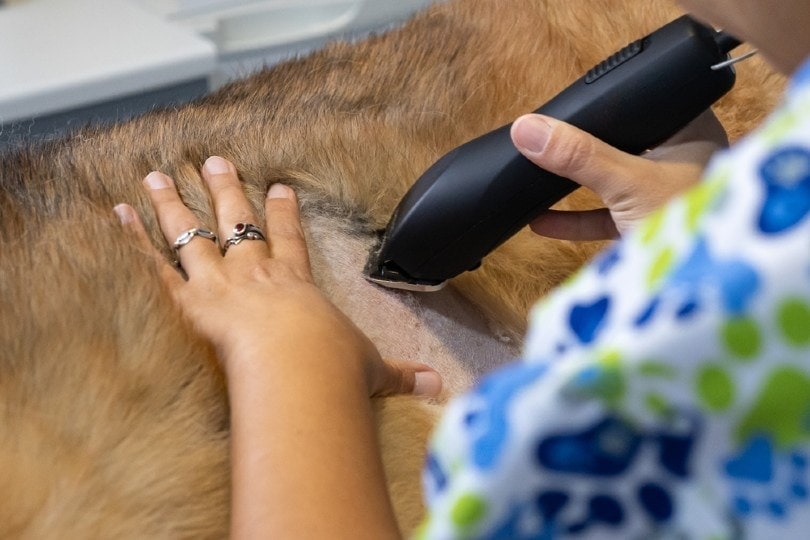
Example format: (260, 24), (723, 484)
(0, 0), (436, 147)
(0, 0), (216, 124)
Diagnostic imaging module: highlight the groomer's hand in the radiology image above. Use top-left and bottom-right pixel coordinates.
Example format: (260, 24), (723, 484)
(114, 156), (441, 398)
(116, 156), (440, 538)
(510, 109), (727, 239)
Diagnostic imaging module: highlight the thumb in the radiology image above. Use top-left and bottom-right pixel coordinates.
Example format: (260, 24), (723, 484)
(372, 360), (443, 398)
(510, 114), (645, 203)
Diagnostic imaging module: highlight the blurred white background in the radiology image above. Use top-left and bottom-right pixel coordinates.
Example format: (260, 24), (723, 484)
(0, 0), (437, 148)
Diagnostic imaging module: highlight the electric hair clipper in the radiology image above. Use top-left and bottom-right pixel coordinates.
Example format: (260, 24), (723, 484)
(365, 15), (744, 291)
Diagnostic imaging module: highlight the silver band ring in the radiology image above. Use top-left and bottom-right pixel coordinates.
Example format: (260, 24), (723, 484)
(222, 222), (266, 253)
(173, 227), (218, 251)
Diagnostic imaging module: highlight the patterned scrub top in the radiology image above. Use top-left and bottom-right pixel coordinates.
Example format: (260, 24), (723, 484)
(418, 58), (810, 539)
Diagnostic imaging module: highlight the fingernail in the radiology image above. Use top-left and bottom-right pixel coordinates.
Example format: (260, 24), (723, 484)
(204, 156), (231, 175)
(113, 203), (135, 224)
(513, 115), (552, 154)
(144, 171), (171, 190)
(267, 183), (293, 200)
(413, 371), (442, 397)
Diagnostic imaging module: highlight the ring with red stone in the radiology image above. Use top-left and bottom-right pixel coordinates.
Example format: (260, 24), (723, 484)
(222, 222), (266, 253)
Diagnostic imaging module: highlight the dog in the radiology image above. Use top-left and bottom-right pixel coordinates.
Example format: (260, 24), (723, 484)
(0, 0), (782, 536)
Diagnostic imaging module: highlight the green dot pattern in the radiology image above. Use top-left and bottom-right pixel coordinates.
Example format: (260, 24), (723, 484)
(735, 366), (810, 447)
(639, 208), (666, 245)
(637, 360), (677, 379)
(644, 392), (670, 416)
(647, 247), (675, 289)
(412, 521), (428, 540)
(696, 365), (735, 412)
(451, 493), (486, 527)
(762, 109), (800, 145)
(778, 298), (810, 346)
(686, 184), (714, 231)
(722, 317), (761, 360)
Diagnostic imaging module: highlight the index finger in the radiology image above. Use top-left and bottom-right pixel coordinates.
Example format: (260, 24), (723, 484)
(264, 183), (311, 273)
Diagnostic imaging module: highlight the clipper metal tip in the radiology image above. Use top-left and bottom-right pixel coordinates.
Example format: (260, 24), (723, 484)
(363, 234), (446, 292)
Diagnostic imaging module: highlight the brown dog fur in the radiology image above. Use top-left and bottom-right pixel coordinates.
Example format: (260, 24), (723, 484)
(0, 0), (783, 536)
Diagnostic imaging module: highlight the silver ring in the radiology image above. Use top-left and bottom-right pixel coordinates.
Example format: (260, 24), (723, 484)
(222, 222), (266, 253)
(173, 227), (218, 251)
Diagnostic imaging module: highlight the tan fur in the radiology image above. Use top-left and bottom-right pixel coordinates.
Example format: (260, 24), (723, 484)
(0, 0), (783, 536)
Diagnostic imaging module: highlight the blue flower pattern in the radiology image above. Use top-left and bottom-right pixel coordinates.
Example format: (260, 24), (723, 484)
(419, 58), (810, 539)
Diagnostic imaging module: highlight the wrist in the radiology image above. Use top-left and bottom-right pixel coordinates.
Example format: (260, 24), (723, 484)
(216, 297), (377, 392)
(223, 332), (370, 394)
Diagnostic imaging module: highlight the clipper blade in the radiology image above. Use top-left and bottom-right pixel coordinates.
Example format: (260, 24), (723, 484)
(363, 232), (446, 292)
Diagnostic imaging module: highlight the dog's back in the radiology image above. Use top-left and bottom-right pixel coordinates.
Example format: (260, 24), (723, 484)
(0, 0), (782, 536)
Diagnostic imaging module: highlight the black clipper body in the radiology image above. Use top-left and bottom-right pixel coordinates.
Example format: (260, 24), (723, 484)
(366, 15), (741, 291)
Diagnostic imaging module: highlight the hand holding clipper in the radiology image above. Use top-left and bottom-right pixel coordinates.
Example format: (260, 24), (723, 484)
(366, 15), (747, 291)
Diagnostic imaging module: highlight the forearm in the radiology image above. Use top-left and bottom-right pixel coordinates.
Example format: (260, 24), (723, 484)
(227, 341), (401, 539)
(129, 158), (420, 538)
